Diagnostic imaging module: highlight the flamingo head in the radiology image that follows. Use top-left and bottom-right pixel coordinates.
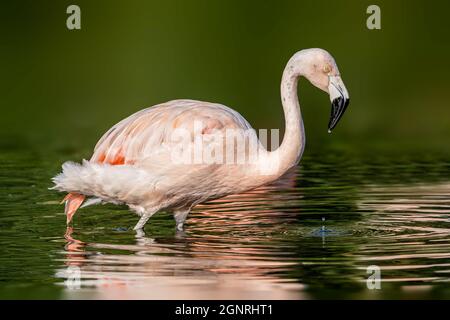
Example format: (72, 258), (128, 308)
(292, 48), (350, 132)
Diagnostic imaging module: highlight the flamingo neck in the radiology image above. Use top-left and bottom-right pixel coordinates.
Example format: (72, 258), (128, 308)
(260, 57), (305, 178)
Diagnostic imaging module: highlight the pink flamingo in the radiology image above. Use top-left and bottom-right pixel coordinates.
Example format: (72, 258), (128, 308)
(52, 48), (349, 231)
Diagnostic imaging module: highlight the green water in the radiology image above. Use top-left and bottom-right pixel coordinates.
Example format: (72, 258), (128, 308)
(1, 145), (450, 299)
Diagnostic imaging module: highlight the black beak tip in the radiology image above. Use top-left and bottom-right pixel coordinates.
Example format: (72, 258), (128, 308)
(328, 97), (349, 133)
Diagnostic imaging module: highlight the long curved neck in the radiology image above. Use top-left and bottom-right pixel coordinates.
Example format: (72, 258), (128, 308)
(260, 58), (305, 178)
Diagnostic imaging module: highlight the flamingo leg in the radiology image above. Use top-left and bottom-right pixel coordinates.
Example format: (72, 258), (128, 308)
(62, 193), (86, 225)
(133, 210), (158, 231)
(174, 209), (190, 231)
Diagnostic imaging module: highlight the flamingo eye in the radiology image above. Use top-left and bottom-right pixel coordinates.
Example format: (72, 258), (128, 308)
(323, 64), (332, 74)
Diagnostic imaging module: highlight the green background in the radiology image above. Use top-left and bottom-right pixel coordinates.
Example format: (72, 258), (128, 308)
(1, 0), (449, 155)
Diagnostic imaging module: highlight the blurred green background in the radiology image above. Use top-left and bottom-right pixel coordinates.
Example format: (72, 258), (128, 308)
(1, 0), (449, 154)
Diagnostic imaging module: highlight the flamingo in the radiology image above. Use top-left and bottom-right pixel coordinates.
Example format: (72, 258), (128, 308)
(52, 48), (349, 231)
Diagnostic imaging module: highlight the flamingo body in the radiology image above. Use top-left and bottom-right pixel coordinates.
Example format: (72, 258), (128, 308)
(53, 100), (269, 229)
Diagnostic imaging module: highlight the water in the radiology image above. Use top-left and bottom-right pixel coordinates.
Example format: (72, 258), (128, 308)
(1, 146), (450, 299)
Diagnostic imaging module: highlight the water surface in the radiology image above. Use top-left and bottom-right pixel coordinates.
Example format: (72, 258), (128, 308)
(1, 147), (450, 299)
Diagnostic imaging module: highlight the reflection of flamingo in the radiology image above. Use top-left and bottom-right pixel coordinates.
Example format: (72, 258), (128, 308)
(193, 168), (300, 228)
(63, 226), (87, 266)
(58, 217), (306, 299)
(52, 48), (349, 231)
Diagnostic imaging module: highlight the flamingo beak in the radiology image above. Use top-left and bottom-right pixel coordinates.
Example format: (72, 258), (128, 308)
(328, 75), (350, 133)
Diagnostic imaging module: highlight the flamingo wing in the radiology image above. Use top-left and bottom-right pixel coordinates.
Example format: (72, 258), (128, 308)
(90, 99), (252, 166)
